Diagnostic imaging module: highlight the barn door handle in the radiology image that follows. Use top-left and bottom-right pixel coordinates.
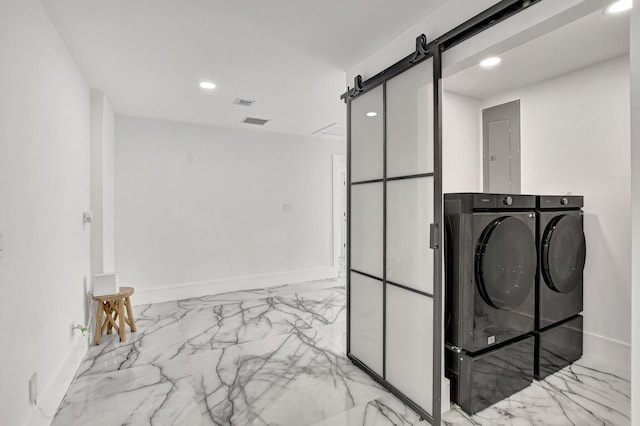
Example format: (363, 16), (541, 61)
(430, 223), (439, 250)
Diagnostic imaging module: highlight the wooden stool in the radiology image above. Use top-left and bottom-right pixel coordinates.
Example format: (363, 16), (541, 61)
(93, 286), (137, 345)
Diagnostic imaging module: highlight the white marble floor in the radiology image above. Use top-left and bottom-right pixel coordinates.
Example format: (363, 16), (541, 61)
(53, 278), (630, 425)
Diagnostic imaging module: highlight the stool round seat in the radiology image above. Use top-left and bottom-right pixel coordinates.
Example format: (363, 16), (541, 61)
(92, 286), (134, 301)
(92, 287), (136, 345)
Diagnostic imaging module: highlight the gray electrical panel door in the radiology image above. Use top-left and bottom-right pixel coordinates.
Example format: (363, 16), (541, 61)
(483, 100), (521, 193)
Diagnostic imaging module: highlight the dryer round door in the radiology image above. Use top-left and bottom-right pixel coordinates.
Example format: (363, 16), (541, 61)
(541, 214), (586, 293)
(475, 216), (536, 310)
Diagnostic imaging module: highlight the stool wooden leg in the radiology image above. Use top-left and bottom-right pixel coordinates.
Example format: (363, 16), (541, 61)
(102, 307), (118, 335)
(95, 301), (104, 345)
(106, 301), (113, 335)
(118, 299), (126, 342)
(125, 296), (137, 332)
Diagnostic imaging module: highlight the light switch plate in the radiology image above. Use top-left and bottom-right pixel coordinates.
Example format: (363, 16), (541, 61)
(83, 211), (93, 224)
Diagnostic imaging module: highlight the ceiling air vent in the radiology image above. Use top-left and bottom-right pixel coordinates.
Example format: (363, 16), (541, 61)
(313, 122), (345, 137)
(242, 116), (269, 126)
(233, 98), (255, 107)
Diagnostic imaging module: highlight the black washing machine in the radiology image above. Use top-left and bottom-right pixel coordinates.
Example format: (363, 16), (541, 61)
(445, 193), (537, 351)
(536, 195), (586, 329)
(445, 193), (536, 414)
(534, 195), (586, 379)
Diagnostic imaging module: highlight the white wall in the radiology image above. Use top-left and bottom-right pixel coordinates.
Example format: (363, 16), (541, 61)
(0, 0), (91, 424)
(90, 90), (115, 277)
(115, 116), (345, 303)
(630, 1), (640, 420)
(481, 56), (631, 372)
(442, 91), (482, 193)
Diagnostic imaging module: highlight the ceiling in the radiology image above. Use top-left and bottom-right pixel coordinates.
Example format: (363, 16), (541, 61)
(40, 0), (448, 137)
(443, 8), (630, 100)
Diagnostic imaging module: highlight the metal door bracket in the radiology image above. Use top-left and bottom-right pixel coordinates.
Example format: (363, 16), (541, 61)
(352, 75), (363, 96)
(410, 34), (429, 63)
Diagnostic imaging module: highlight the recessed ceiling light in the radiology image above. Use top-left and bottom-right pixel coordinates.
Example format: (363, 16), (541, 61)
(366, 112), (378, 117)
(199, 81), (216, 90)
(480, 57), (501, 68)
(605, 0), (632, 14)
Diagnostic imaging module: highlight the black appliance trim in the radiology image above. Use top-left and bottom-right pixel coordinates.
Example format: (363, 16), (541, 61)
(463, 331), (534, 358)
(537, 311), (585, 333)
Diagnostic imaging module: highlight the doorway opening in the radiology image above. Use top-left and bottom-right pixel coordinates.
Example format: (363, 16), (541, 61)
(332, 154), (346, 276)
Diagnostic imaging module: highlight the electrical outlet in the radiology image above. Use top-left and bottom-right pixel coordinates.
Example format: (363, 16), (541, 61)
(29, 373), (37, 404)
(283, 203), (292, 212)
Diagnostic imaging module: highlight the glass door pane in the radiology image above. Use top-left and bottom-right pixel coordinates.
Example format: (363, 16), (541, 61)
(350, 182), (383, 278)
(350, 272), (384, 376)
(387, 60), (434, 178)
(387, 176), (434, 294)
(384, 58), (436, 418)
(386, 285), (434, 412)
(351, 85), (384, 182)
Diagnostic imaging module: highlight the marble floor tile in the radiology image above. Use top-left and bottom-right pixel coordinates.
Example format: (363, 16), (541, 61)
(266, 277), (345, 296)
(77, 306), (185, 378)
(442, 358), (631, 426)
(179, 297), (316, 355)
(179, 288), (346, 355)
(313, 320), (347, 352)
(53, 356), (201, 426)
(190, 327), (389, 426)
(55, 276), (630, 426)
(310, 394), (422, 426)
(177, 288), (271, 310)
(135, 300), (181, 319)
(275, 286), (346, 329)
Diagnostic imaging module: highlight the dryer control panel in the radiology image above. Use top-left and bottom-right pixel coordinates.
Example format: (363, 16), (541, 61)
(537, 195), (583, 209)
(446, 193), (536, 210)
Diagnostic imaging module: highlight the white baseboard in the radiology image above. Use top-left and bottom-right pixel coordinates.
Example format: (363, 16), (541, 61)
(441, 377), (451, 414)
(132, 266), (339, 306)
(583, 330), (631, 378)
(27, 333), (88, 426)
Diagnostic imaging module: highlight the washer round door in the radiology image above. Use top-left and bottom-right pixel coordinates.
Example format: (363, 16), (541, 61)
(541, 214), (586, 293)
(475, 216), (536, 310)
